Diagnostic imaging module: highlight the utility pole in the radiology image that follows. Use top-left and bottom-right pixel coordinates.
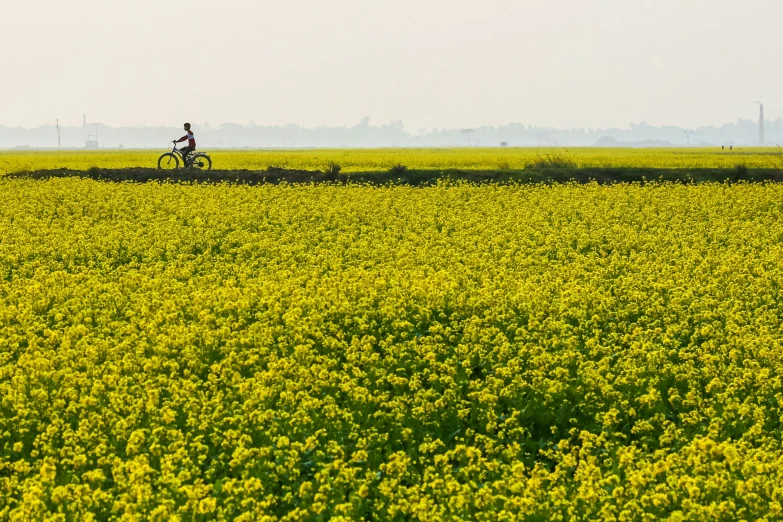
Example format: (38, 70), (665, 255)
(56, 119), (61, 149)
(461, 128), (476, 146)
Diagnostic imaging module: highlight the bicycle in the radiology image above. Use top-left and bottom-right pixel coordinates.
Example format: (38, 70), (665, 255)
(158, 143), (212, 170)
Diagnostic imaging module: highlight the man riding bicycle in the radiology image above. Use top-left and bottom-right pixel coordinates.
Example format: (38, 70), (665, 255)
(173, 123), (196, 165)
(158, 126), (212, 170)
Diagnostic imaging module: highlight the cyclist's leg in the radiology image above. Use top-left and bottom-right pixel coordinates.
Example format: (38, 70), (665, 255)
(181, 146), (192, 165)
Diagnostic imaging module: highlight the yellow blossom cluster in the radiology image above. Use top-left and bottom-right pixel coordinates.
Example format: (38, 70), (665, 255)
(2, 179), (783, 520)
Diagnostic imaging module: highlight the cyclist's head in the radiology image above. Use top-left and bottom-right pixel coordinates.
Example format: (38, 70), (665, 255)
(184, 123), (191, 130)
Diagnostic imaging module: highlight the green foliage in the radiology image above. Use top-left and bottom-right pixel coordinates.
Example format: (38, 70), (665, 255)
(389, 163), (409, 175)
(527, 151), (579, 169)
(324, 160), (342, 176)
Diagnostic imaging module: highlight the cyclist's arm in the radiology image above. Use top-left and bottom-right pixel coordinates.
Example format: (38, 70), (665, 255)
(175, 135), (189, 143)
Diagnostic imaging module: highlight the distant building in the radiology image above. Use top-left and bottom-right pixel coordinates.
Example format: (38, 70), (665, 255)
(85, 123), (98, 149)
(500, 141), (508, 147)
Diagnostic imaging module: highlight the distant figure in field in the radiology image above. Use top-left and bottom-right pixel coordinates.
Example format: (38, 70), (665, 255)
(174, 123), (196, 165)
(730, 145), (733, 150)
(722, 145), (724, 150)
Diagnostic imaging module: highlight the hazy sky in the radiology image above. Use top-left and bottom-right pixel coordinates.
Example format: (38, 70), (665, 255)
(2, 0), (781, 130)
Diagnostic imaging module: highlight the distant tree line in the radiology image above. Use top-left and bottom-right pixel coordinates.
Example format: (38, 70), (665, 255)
(1, 117), (779, 149)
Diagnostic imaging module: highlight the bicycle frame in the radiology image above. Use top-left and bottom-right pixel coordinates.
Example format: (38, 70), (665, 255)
(162, 143), (210, 170)
(170, 144), (199, 164)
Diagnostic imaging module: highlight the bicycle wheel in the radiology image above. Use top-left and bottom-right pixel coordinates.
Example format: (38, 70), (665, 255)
(158, 153), (179, 170)
(192, 154), (212, 171)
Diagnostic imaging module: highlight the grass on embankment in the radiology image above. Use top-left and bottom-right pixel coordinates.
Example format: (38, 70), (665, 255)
(7, 166), (783, 185)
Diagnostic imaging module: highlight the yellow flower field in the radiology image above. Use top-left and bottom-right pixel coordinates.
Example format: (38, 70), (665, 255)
(2, 147), (783, 173)
(2, 179), (783, 520)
